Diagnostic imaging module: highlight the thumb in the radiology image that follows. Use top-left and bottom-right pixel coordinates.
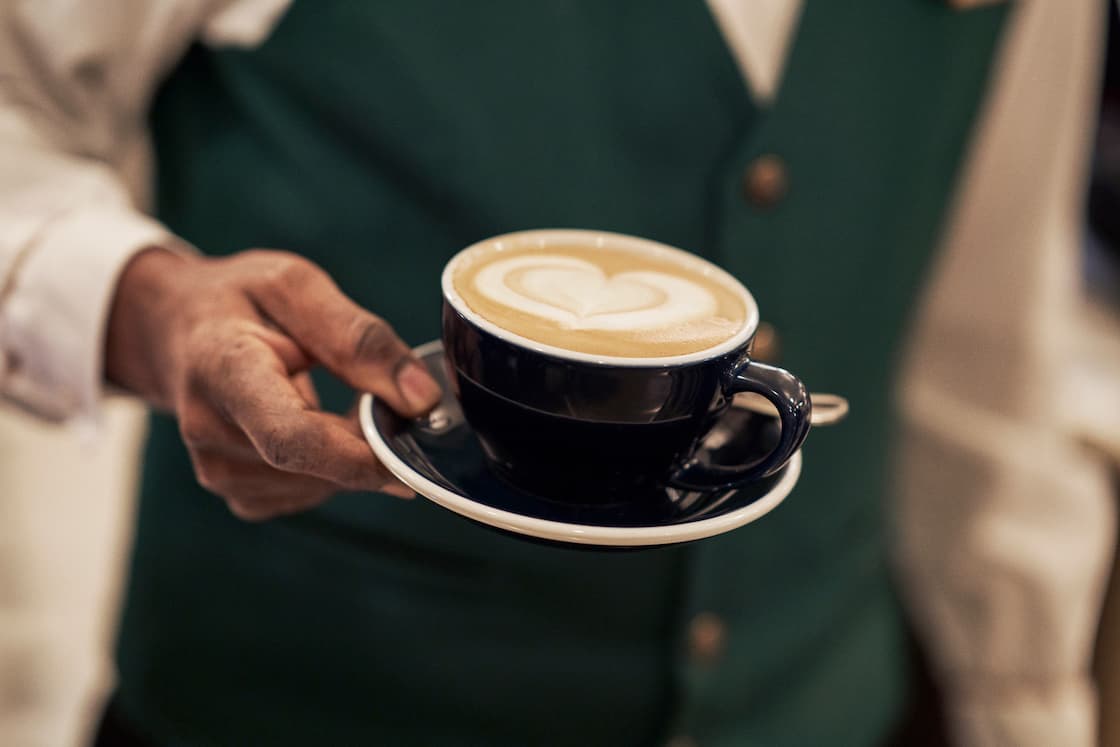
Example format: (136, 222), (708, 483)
(245, 254), (440, 416)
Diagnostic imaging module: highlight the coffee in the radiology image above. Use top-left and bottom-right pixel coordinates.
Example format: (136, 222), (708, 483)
(441, 230), (810, 502)
(449, 242), (748, 357)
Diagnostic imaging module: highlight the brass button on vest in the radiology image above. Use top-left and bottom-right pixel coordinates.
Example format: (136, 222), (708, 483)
(687, 612), (727, 665)
(743, 154), (788, 208)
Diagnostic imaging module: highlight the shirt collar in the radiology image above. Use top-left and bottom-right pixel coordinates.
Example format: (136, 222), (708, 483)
(705, 0), (805, 104)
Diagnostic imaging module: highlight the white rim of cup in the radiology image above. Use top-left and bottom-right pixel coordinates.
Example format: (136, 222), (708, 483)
(360, 388), (800, 546)
(441, 229), (760, 367)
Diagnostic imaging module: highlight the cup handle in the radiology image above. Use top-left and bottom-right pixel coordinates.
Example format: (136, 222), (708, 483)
(670, 360), (812, 491)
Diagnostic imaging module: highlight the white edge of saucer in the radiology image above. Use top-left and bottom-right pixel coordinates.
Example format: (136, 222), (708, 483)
(359, 391), (801, 547)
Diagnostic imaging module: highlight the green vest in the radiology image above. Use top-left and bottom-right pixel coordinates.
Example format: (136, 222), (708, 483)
(114, 2), (1008, 744)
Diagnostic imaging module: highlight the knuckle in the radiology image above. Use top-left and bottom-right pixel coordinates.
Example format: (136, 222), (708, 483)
(257, 420), (319, 473)
(178, 417), (208, 448)
(186, 323), (258, 386)
(212, 354), (240, 393)
(227, 499), (272, 522)
(264, 253), (321, 292)
(192, 457), (226, 494)
(214, 332), (258, 372)
(180, 328), (218, 376)
(238, 248), (280, 263)
(183, 358), (211, 398)
(177, 404), (215, 447)
(258, 426), (297, 471)
(196, 470), (220, 494)
(348, 314), (400, 364)
(239, 248), (297, 270)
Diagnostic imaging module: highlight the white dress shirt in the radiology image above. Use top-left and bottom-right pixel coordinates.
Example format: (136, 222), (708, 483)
(0, 1), (1116, 745)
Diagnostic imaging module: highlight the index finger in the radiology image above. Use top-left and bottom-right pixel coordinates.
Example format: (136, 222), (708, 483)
(207, 339), (402, 492)
(241, 253), (440, 416)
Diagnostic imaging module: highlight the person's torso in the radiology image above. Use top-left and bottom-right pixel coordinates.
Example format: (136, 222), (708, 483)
(115, 2), (1009, 744)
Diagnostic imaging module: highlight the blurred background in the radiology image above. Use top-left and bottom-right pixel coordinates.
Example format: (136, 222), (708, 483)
(1, 3), (1120, 747)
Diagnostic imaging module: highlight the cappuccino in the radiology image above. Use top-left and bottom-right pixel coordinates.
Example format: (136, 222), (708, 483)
(450, 241), (748, 358)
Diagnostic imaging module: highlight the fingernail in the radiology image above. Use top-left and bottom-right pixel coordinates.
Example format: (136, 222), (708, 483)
(397, 361), (441, 411)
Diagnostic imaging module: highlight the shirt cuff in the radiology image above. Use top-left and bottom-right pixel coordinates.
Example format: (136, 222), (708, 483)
(947, 677), (1097, 747)
(0, 204), (181, 424)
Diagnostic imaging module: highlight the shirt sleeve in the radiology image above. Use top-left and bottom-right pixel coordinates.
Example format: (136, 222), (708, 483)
(892, 2), (1116, 745)
(0, 0), (290, 424)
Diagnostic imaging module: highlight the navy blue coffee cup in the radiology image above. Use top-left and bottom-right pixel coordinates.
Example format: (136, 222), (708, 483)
(441, 230), (811, 505)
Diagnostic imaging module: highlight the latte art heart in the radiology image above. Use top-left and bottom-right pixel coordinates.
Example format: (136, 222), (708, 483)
(514, 266), (667, 319)
(451, 241), (749, 358)
(474, 256), (718, 331)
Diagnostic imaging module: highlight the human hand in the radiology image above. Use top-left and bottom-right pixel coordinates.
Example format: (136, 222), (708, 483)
(105, 247), (440, 519)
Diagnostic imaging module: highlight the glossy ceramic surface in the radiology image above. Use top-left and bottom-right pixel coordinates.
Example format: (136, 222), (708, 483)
(439, 229), (811, 501)
(360, 342), (802, 548)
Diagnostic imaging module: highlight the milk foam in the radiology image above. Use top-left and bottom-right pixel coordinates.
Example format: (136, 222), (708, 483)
(473, 255), (719, 335)
(451, 240), (750, 358)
